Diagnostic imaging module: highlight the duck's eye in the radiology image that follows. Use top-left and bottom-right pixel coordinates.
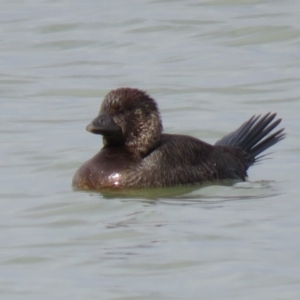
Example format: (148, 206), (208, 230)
(119, 108), (125, 114)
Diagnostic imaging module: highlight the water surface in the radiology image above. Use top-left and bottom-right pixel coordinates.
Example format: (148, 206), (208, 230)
(1, 0), (300, 299)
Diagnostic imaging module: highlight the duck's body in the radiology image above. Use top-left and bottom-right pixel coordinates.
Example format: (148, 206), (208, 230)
(73, 134), (247, 189)
(72, 88), (285, 191)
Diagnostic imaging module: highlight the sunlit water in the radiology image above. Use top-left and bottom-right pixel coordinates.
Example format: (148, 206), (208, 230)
(1, 0), (300, 299)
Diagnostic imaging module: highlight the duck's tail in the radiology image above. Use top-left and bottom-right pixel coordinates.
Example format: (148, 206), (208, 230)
(215, 112), (285, 164)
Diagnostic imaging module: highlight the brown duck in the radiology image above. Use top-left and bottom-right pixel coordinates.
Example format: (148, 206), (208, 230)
(72, 88), (285, 190)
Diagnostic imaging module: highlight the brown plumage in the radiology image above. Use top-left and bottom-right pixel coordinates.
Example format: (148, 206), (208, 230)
(72, 88), (285, 190)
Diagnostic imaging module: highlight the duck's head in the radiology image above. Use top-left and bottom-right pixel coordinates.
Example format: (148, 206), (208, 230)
(86, 88), (163, 158)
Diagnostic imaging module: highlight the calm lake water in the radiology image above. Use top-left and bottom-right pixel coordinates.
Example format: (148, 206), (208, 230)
(1, 0), (300, 299)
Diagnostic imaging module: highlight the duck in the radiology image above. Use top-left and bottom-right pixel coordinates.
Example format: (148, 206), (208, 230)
(72, 88), (285, 190)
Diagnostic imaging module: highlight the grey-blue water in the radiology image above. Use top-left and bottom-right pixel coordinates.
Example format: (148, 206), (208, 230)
(1, 1), (300, 299)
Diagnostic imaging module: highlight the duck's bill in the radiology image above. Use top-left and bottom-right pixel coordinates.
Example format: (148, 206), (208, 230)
(86, 112), (121, 136)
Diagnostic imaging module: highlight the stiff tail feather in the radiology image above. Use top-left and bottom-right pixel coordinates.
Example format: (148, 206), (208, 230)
(215, 112), (285, 163)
